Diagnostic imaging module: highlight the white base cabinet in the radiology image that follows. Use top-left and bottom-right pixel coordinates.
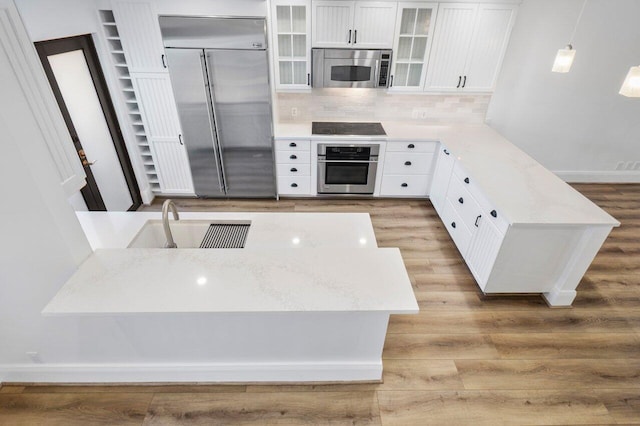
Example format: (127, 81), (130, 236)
(379, 141), (436, 197)
(431, 142), (614, 306)
(275, 139), (313, 196)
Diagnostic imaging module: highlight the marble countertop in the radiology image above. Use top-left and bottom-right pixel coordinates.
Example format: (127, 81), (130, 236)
(44, 212), (417, 315)
(274, 120), (619, 226)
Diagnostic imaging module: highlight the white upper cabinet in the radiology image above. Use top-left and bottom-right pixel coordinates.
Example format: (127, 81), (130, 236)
(312, 1), (397, 49)
(111, 0), (167, 73)
(424, 3), (477, 91)
(389, 2), (438, 91)
(463, 4), (518, 91)
(272, 0), (312, 90)
(425, 3), (517, 92)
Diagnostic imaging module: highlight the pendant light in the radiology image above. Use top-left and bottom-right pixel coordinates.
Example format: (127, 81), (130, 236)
(619, 66), (640, 97)
(552, 0), (587, 73)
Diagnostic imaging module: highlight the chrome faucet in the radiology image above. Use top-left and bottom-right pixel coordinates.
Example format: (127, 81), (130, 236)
(162, 199), (179, 248)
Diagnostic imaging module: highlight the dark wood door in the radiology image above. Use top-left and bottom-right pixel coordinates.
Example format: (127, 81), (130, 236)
(35, 35), (141, 211)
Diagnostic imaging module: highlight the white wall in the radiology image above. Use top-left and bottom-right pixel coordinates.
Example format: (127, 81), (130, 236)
(486, 0), (640, 181)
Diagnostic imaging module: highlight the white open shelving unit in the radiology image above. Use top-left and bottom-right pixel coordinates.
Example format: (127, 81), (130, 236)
(98, 9), (161, 195)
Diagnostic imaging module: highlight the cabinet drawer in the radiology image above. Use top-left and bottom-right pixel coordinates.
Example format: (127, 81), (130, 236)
(276, 163), (311, 177)
(383, 152), (434, 175)
(275, 150), (311, 164)
(452, 161), (509, 234)
(446, 174), (484, 232)
(441, 199), (473, 256)
(380, 175), (432, 197)
(277, 176), (311, 195)
(386, 141), (437, 153)
(275, 140), (311, 151)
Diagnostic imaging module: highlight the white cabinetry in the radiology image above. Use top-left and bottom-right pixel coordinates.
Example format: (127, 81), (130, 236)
(425, 3), (517, 92)
(380, 141), (436, 197)
(111, 0), (194, 195)
(312, 1), (397, 49)
(271, 0), (312, 90)
(429, 146), (454, 211)
(111, 0), (166, 73)
(275, 140), (313, 196)
(132, 73), (194, 195)
(389, 2), (438, 91)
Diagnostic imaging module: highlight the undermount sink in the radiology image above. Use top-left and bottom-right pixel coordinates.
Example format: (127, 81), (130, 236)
(127, 220), (251, 249)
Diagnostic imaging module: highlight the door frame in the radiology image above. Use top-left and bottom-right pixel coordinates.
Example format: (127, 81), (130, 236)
(35, 34), (142, 211)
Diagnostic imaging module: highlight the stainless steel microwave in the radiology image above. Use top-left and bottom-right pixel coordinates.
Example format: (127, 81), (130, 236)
(311, 48), (392, 88)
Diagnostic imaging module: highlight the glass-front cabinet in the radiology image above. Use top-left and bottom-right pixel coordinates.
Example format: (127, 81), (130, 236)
(389, 2), (438, 91)
(271, 0), (311, 90)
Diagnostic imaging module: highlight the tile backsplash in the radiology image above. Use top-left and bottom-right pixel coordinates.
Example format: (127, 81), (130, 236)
(276, 89), (490, 124)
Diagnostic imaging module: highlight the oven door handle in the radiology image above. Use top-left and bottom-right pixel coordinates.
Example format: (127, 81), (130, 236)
(317, 160), (378, 163)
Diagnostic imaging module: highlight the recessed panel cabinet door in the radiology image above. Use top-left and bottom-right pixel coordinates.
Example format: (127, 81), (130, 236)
(429, 146), (455, 213)
(463, 4), (518, 91)
(424, 3), (478, 91)
(312, 1), (355, 47)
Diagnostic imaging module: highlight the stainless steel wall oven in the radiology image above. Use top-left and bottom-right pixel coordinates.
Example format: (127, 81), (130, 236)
(317, 144), (379, 194)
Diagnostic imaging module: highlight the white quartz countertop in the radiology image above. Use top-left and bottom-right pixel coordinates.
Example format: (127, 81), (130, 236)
(43, 247), (415, 315)
(44, 212), (417, 315)
(274, 120), (619, 226)
(77, 211), (378, 250)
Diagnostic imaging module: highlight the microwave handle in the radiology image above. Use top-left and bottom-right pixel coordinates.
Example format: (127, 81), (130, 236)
(374, 59), (379, 87)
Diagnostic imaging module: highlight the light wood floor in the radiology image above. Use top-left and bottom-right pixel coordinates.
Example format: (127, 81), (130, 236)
(2, 184), (639, 425)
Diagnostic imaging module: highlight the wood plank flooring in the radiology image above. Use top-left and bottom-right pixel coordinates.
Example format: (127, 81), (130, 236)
(2, 183), (639, 425)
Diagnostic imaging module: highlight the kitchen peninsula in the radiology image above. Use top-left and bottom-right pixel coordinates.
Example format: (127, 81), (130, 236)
(40, 211), (418, 383)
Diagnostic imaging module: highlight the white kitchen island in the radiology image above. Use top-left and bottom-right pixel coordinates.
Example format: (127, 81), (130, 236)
(40, 212), (418, 383)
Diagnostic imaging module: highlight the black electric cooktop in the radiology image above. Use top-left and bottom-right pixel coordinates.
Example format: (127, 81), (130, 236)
(312, 121), (386, 136)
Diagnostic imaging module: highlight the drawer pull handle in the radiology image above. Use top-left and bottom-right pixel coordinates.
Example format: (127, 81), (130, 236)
(291, 183), (298, 188)
(464, 177), (470, 184)
(491, 210), (497, 218)
(451, 222), (456, 228)
(289, 142), (297, 147)
(444, 149), (450, 155)
(408, 144), (415, 149)
(404, 161), (412, 166)
(290, 154), (297, 160)
(475, 215), (482, 227)
(290, 168), (298, 172)
(458, 197), (464, 204)
(401, 183), (408, 187)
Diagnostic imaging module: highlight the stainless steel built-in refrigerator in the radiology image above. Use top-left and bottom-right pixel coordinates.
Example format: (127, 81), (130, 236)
(159, 16), (275, 198)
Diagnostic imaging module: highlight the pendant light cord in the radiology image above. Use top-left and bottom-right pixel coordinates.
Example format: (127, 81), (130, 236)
(568, 0), (588, 47)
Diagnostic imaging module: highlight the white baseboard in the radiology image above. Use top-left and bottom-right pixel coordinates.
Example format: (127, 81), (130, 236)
(0, 361), (382, 383)
(554, 170), (640, 183)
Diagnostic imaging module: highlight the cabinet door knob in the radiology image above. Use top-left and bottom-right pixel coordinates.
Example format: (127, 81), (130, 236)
(161, 54), (167, 68)
(290, 167), (298, 172)
(289, 142), (297, 147)
(464, 177), (470, 184)
(401, 183), (408, 187)
(444, 149), (450, 155)
(290, 154), (297, 160)
(408, 144), (415, 149)
(178, 134), (183, 145)
(291, 183), (298, 188)
(475, 215), (482, 227)
(404, 161), (412, 166)
(491, 210), (497, 218)
(458, 197), (464, 204)
(451, 222), (456, 228)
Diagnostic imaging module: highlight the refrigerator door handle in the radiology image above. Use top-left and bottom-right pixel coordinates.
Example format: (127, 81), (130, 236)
(200, 52), (226, 194)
